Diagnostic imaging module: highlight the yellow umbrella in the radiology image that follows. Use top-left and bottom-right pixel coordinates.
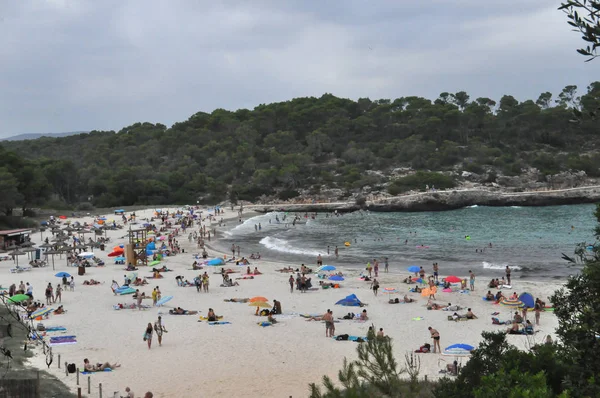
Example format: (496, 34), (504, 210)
(249, 301), (271, 308)
(250, 296), (268, 303)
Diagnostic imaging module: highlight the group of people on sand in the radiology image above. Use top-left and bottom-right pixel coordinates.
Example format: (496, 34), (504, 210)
(44, 282), (62, 304)
(143, 316), (167, 349)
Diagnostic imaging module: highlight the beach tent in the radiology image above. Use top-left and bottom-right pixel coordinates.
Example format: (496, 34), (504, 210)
(207, 258), (225, 266)
(442, 344), (474, 356)
(519, 292), (535, 309)
(335, 294), (363, 307)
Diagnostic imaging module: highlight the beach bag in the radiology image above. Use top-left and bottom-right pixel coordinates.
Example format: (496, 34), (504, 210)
(67, 363), (76, 374)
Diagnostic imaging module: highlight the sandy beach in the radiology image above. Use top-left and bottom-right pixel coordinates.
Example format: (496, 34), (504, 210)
(3, 207), (561, 398)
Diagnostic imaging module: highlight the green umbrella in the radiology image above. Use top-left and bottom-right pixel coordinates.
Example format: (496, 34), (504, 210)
(8, 294), (30, 304)
(149, 260), (161, 267)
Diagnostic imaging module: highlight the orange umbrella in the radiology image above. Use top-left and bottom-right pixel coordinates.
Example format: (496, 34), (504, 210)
(249, 296), (268, 303)
(249, 301), (271, 308)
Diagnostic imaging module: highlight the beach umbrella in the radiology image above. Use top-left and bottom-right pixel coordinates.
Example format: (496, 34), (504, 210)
(8, 294), (30, 304)
(45, 249), (61, 270)
(98, 217), (107, 221)
(249, 301), (271, 308)
(8, 249), (26, 267)
(78, 252), (94, 258)
(442, 344), (474, 356)
(55, 272), (71, 278)
(156, 295), (173, 306)
(335, 294), (363, 307)
(408, 265), (420, 273)
(329, 275), (344, 281)
(445, 276), (462, 283)
(519, 292), (535, 309)
(108, 251), (122, 257)
(500, 298), (524, 308)
(249, 296), (268, 303)
(30, 307), (54, 319)
(383, 287), (398, 294)
(59, 215), (67, 219)
(149, 260), (161, 267)
(19, 242), (34, 247)
(317, 265), (336, 272)
(39, 243), (53, 249)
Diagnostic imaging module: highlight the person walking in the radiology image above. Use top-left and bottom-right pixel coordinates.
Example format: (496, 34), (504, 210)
(505, 266), (511, 285)
(384, 257), (389, 273)
(143, 323), (153, 349)
(288, 275), (294, 293)
(154, 316), (167, 347)
(428, 326), (441, 353)
(371, 278), (379, 296)
(534, 300), (542, 326)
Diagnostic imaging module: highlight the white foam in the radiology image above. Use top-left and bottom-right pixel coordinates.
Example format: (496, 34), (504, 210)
(259, 236), (324, 257)
(466, 205), (478, 208)
(510, 206), (522, 209)
(482, 261), (522, 271)
(224, 214), (273, 236)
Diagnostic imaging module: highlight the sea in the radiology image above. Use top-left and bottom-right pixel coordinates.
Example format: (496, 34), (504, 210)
(220, 204), (598, 280)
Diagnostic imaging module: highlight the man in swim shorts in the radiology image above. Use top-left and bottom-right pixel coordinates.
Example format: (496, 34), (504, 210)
(323, 309), (333, 337)
(428, 327), (441, 353)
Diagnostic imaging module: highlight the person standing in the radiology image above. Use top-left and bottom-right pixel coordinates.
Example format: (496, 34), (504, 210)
(152, 287), (158, 306)
(327, 246), (330, 255)
(55, 284), (62, 303)
(366, 261), (372, 277)
(143, 323), (153, 349)
(154, 316), (167, 347)
(288, 275), (294, 293)
(45, 283), (53, 305)
(373, 259), (379, 277)
(428, 327), (441, 353)
(335, 246), (339, 259)
(505, 266), (511, 285)
(433, 263), (439, 283)
(534, 300), (542, 326)
(202, 272), (209, 293)
(323, 309), (333, 337)
(384, 257), (389, 273)
(236, 245), (240, 257)
(317, 254), (323, 266)
(469, 270), (475, 291)
(231, 244), (236, 258)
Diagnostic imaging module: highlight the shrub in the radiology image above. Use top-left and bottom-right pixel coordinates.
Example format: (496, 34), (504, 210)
(388, 171), (456, 195)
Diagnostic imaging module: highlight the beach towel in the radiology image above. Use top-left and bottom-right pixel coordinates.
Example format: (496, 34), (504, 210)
(49, 335), (77, 346)
(169, 310), (198, 315)
(45, 327), (67, 332)
(333, 335), (367, 342)
(299, 313), (323, 318)
(208, 321), (231, 325)
(258, 321), (272, 327)
(412, 317), (424, 321)
(116, 287), (136, 295)
(81, 368), (112, 375)
(198, 315), (223, 321)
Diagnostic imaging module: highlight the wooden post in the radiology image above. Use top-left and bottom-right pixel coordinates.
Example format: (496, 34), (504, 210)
(99, 383), (102, 398)
(77, 387), (81, 398)
(76, 369), (79, 385)
(58, 355), (61, 368)
(36, 371), (40, 398)
(65, 361), (68, 376)
(88, 376), (91, 394)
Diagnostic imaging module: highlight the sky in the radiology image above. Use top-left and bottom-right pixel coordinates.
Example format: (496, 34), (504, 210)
(0, 0), (597, 137)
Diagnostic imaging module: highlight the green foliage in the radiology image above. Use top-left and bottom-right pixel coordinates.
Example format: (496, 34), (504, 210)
(309, 328), (435, 398)
(388, 172), (456, 195)
(559, 1), (600, 61)
(3, 82), (600, 208)
(473, 370), (555, 398)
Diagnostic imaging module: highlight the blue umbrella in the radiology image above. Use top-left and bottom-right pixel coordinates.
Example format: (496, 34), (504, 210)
(98, 217), (107, 221)
(408, 266), (420, 273)
(329, 275), (344, 281)
(445, 343), (474, 351)
(55, 272), (71, 278)
(318, 265), (336, 272)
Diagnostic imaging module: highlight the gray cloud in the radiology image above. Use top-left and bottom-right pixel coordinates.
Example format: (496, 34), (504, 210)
(0, 0), (596, 137)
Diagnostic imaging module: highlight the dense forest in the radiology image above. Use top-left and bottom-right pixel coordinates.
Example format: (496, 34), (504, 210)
(1, 82), (600, 212)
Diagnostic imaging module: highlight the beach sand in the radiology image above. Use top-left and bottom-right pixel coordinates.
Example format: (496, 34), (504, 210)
(5, 207), (561, 398)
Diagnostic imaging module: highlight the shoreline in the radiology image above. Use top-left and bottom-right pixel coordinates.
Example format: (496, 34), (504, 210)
(246, 186), (600, 213)
(15, 207), (564, 397)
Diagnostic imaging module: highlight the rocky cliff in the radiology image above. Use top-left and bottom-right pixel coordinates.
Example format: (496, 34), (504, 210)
(249, 186), (600, 213)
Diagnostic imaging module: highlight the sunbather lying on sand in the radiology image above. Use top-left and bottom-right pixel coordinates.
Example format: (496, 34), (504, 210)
(83, 358), (120, 372)
(426, 301), (447, 310)
(54, 305), (66, 314)
(132, 278), (148, 286)
(277, 267), (296, 273)
(404, 295), (415, 303)
(223, 298), (249, 303)
(83, 279), (101, 285)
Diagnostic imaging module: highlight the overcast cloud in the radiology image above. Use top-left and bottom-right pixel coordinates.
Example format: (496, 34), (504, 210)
(0, 0), (597, 137)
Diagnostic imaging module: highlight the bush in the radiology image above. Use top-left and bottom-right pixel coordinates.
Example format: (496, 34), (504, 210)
(76, 202), (95, 211)
(278, 189), (300, 201)
(388, 171), (456, 195)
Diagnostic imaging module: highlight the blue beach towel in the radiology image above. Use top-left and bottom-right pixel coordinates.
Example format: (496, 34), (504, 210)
(45, 327), (67, 332)
(208, 321), (231, 325)
(81, 368), (112, 375)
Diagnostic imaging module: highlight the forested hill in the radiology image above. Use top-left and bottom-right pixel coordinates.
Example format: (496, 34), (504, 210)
(1, 82), (600, 211)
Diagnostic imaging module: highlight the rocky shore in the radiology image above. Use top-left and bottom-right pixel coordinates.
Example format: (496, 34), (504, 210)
(248, 186), (600, 213)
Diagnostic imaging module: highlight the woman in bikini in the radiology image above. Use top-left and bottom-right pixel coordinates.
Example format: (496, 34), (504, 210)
(144, 323), (153, 349)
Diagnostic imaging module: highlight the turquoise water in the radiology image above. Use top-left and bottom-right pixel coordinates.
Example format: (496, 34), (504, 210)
(223, 205), (597, 280)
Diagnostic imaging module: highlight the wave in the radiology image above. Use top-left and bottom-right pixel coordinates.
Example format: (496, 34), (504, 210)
(259, 236), (325, 257)
(510, 206), (522, 209)
(466, 205), (478, 208)
(224, 213), (274, 236)
(482, 261), (522, 271)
